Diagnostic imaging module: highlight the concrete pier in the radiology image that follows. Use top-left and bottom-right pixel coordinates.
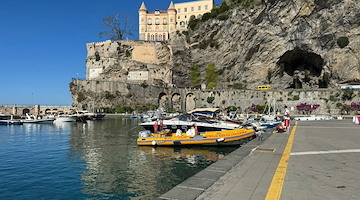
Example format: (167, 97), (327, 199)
(158, 120), (360, 200)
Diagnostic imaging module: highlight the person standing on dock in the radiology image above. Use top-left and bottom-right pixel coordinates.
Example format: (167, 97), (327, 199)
(284, 106), (291, 133)
(153, 121), (159, 133)
(159, 120), (163, 131)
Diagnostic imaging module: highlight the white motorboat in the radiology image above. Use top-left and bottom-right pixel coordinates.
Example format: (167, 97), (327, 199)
(53, 114), (77, 122)
(21, 113), (55, 124)
(0, 112), (7, 119)
(77, 111), (106, 120)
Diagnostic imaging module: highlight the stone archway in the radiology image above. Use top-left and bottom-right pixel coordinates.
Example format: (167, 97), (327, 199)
(45, 109), (51, 115)
(171, 93), (181, 112)
(158, 92), (169, 110)
(277, 47), (326, 88)
(185, 93), (196, 112)
(22, 109), (30, 115)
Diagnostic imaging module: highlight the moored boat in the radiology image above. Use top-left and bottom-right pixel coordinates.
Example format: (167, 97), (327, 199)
(77, 111), (106, 120)
(137, 128), (256, 146)
(0, 120), (23, 125)
(21, 113), (55, 124)
(0, 112), (6, 119)
(140, 117), (241, 133)
(53, 114), (77, 122)
(140, 108), (242, 133)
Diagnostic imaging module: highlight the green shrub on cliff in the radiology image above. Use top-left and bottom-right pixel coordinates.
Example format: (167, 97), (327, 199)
(217, 13), (229, 21)
(189, 2), (231, 30)
(77, 92), (86, 102)
(337, 36), (349, 48)
(205, 64), (218, 89)
(104, 91), (115, 100)
(188, 17), (200, 30)
(230, 0), (264, 9)
(229, 83), (247, 89)
(115, 106), (133, 113)
(191, 64), (201, 88)
(207, 96), (215, 103)
(341, 88), (355, 101)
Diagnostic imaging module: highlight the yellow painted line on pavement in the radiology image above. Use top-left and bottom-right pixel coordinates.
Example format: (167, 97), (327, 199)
(265, 121), (298, 200)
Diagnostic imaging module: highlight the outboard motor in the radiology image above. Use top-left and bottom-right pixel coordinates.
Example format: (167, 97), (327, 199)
(138, 130), (151, 138)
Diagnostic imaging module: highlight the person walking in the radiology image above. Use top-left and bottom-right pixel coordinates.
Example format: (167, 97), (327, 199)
(284, 106), (291, 133)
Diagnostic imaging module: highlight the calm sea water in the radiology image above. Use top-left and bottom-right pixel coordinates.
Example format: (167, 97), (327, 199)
(0, 118), (236, 200)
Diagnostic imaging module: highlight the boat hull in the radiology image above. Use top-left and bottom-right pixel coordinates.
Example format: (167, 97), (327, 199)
(137, 128), (256, 146)
(0, 120), (23, 125)
(21, 119), (55, 124)
(54, 117), (77, 122)
(260, 122), (282, 128)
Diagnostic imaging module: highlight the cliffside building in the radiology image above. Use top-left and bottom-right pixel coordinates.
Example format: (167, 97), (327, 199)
(138, 0), (214, 41)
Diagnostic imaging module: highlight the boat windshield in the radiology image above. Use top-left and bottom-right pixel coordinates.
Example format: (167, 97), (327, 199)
(178, 115), (189, 121)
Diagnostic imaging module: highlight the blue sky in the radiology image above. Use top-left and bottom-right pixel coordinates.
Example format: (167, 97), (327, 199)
(0, 0), (222, 106)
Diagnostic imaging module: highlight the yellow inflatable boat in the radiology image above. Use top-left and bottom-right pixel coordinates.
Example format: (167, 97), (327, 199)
(137, 128), (256, 146)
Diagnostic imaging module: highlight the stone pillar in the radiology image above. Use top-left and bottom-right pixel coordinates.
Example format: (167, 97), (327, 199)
(12, 106), (18, 116)
(34, 105), (40, 116)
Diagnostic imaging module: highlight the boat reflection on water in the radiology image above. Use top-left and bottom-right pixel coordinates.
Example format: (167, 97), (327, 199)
(137, 146), (230, 163)
(67, 118), (237, 199)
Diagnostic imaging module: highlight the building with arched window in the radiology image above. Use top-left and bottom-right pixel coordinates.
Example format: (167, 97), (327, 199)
(139, 0), (214, 41)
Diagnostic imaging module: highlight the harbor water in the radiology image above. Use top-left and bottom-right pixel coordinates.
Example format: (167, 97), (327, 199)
(0, 118), (237, 199)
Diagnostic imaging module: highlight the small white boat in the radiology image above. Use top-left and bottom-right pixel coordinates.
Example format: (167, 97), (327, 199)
(53, 114), (77, 122)
(21, 113), (55, 124)
(45, 112), (78, 123)
(0, 112), (6, 120)
(77, 111), (106, 120)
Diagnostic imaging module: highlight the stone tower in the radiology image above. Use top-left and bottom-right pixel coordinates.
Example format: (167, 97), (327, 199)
(167, 1), (176, 39)
(138, 2), (148, 40)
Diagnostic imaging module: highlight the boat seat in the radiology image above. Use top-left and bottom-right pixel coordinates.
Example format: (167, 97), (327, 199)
(175, 129), (182, 136)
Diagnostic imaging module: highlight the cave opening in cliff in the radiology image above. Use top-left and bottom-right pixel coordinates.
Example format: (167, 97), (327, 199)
(277, 47), (324, 88)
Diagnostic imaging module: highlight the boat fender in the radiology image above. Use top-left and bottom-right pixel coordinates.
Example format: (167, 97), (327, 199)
(151, 141), (157, 146)
(216, 138), (225, 143)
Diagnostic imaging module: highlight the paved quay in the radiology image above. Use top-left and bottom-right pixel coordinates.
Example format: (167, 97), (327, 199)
(158, 120), (360, 200)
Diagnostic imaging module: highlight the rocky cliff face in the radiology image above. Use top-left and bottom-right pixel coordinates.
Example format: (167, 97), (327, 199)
(86, 40), (172, 87)
(170, 0), (360, 89)
(70, 0), (360, 113)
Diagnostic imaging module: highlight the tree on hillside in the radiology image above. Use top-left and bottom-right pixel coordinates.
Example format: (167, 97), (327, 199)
(205, 63), (218, 89)
(191, 64), (201, 88)
(99, 13), (134, 41)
